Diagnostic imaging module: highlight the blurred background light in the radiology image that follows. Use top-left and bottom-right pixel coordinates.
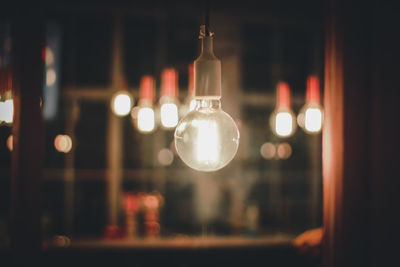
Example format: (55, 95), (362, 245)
(111, 91), (133, 117)
(157, 148), (174, 166)
(277, 142), (292, 159)
(260, 142), (276, 159)
(54, 134), (73, 153)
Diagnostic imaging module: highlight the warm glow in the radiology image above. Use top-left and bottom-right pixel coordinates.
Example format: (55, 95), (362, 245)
(144, 195), (159, 209)
(157, 148), (174, 166)
(6, 135), (13, 151)
(193, 119), (219, 164)
(46, 69), (56, 86)
(305, 107), (323, 133)
(54, 134), (72, 153)
(275, 112), (294, 137)
(111, 92), (132, 116)
(137, 107), (155, 133)
(277, 142), (292, 159)
(0, 99), (14, 124)
(260, 142), (276, 159)
(160, 103), (179, 128)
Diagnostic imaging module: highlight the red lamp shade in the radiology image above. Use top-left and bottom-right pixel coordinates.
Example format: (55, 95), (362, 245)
(161, 68), (178, 98)
(139, 75), (155, 103)
(306, 76), (321, 104)
(276, 82), (291, 109)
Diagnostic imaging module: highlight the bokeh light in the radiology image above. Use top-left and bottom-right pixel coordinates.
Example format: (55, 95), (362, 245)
(160, 103), (179, 128)
(137, 107), (155, 133)
(158, 148), (174, 166)
(277, 142), (292, 159)
(260, 142), (276, 159)
(275, 112), (294, 137)
(54, 134), (73, 153)
(111, 91), (132, 117)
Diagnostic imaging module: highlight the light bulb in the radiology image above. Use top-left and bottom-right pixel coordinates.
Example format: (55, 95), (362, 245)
(298, 76), (324, 134)
(174, 27), (239, 172)
(159, 68), (180, 129)
(137, 107), (155, 132)
(270, 82), (296, 137)
(135, 75), (156, 133)
(175, 99), (239, 171)
(160, 99), (179, 128)
(1, 99), (14, 124)
(111, 91), (133, 117)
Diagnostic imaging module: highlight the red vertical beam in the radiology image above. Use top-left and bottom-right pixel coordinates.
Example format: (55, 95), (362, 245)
(10, 13), (44, 267)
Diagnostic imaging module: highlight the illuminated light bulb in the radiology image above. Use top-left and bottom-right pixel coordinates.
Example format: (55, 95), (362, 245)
(3, 99), (14, 124)
(135, 75), (156, 133)
(159, 68), (180, 129)
(297, 76), (324, 133)
(270, 82), (296, 137)
(54, 134), (72, 153)
(174, 27), (240, 172)
(111, 91), (133, 117)
(137, 108), (155, 132)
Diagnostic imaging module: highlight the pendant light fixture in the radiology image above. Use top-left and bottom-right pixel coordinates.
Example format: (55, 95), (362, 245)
(111, 78), (133, 117)
(159, 68), (180, 129)
(135, 75), (156, 133)
(297, 75), (323, 133)
(270, 82), (296, 137)
(174, 4), (240, 172)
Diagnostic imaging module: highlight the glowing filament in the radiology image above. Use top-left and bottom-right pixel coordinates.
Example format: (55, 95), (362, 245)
(275, 112), (293, 137)
(193, 119), (219, 164)
(160, 103), (178, 128)
(305, 108), (323, 133)
(137, 107), (155, 132)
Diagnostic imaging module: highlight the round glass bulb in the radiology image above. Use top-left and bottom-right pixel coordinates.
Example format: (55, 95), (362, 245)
(174, 99), (239, 172)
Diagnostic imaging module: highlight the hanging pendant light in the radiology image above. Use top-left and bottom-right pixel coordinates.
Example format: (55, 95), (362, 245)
(174, 17), (240, 172)
(134, 75), (156, 133)
(270, 82), (296, 137)
(159, 68), (180, 129)
(111, 85), (133, 117)
(297, 75), (323, 134)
